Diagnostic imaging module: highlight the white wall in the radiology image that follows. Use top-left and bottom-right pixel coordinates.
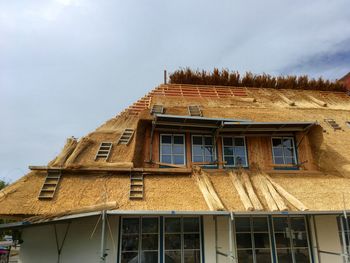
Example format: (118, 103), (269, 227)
(19, 215), (119, 263)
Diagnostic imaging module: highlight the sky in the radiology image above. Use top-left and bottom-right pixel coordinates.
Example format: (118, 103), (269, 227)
(1, 0), (350, 182)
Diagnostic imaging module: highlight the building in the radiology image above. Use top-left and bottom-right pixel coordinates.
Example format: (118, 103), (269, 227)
(0, 81), (350, 263)
(339, 72), (350, 91)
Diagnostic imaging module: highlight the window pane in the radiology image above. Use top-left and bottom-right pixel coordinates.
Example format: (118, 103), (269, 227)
(223, 137), (233, 146)
(123, 218), (139, 234)
(237, 249), (253, 263)
(224, 147), (234, 156)
(273, 148), (283, 157)
(274, 157), (284, 164)
(183, 217), (200, 232)
(235, 156), (246, 166)
(193, 156), (203, 163)
(173, 136), (184, 145)
(204, 146), (213, 156)
(165, 251), (181, 263)
(162, 135), (172, 144)
(204, 155), (214, 163)
(284, 148), (294, 157)
(165, 234), (181, 250)
(165, 218), (181, 233)
(122, 235), (139, 251)
(224, 156), (234, 166)
(255, 248), (272, 263)
(254, 233), (270, 248)
(234, 137), (245, 146)
(291, 217), (306, 231)
(192, 136), (202, 145)
(235, 217), (251, 232)
(236, 233), (252, 249)
(162, 145), (172, 155)
(173, 145), (184, 154)
(204, 137), (213, 146)
(121, 252), (138, 263)
(276, 249), (293, 263)
(273, 217), (288, 232)
(272, 138), (282, 147)
(184, 234), (200, 249)
(193, 145), (203, 156)
(141, 251), (158, 263)
(142, 234), (158, 250)
(284, 157), (294, 164)
(283, 138), (292, 147)
(234, 146), (246, 156)
(173, 155), (184, 165)
(253, 217), (269, 232)
(274, 233), (290, 248)
(142, 218), (158, 233)
(161, 155), (172, 164)
(292, 232), (308, 247)
(184, 250), (200, 263)
(293, 248), (310, 263)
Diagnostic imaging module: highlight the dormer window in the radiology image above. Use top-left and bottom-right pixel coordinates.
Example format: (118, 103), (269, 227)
(271, 137), (297, 165)
(222, 136), (248, 167)
(160, 134), (186, 165)
(191, 135), (216, 165)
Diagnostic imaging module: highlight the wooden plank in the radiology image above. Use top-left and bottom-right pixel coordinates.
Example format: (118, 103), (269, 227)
(186, 133), (192, 168)
(150, 161), (185, 169)
(241, 171), (263, 211)
(229, 171), (254, 211)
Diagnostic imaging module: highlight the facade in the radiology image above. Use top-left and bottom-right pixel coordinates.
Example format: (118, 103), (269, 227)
(1, 83), (350, 263)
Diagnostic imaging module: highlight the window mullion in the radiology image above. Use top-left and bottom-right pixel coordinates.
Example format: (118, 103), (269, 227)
(288, 216), (296, 263)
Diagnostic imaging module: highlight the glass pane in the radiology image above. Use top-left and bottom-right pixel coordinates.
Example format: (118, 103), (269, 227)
(192, 136), (202, 145)
(273, 217), (288, 232)
(123, 218), (139, 234)
(293, 248), (310, 263)
(276, 249), (293, 263)
(224, 147), (234, 156)
(165, 251), (181, 263)
(236, 233), (252, 249)
(162, 145), (172, 155)
(204, 137), (213, 146)
(234, 137), (245, 146)
(165, 234), (181, 250)
(193, 145), (203, 156)
(272, 138), (282, 147)
(204, 155), (214, 162)
(173, 136), (184, 145)
(141, 251), (158, 263)
(142, 218), (158, 233)
(122, 235), (139, 251)
(162, 135), (172, 144)
(193, 156), (203, 163)
(223, 137), (233, 146)
(224, 156), (234, 166)
(235, 156), (246, 166)
(184, 250), (200, 263)
(173, 155), (184, 165)
(284, 148), (294, 157)
(274, 233), (290, 248)
(237, 249), (253, 263)
(284, 157), (294, 164)
(183, 217), (200, 232)
(173, 145), (184, 154)
(254, 233), (270, 248)
(283, 138), (293, 147)
(274, 157), (284, 164)
(235, 217), (251, 232)
(255, 248), (272, 263)
(165, 218), (181, 233)
(121, 252), (138, 263)
(253, 217), (269, 232)
(273, 148), (283, 157)
(161, 155), (172, 164)
(292, 232), (308, 247)
(142, 234), (158, 250)
(184, 234), (200, 249)
(204, 146), (213, 156)
(234, 146), (246, 156)
(291, 217), (306, 231)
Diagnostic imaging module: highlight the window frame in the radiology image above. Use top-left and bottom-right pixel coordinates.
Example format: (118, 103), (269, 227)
(221, 136), (248, 168)
(191, 135), (217, 167)
(160, 134), (186, 166)
(163, 216), (202, 263)
(271, 136), (298, 166)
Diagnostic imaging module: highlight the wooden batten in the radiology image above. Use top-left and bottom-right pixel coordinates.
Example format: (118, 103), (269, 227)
(229, 171), (254, 211)
(240, 171), (263, 211)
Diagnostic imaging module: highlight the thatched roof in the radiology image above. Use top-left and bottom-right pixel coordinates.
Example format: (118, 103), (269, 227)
(1, 84), (350, 217)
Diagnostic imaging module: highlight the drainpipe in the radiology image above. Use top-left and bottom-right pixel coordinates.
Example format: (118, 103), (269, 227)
(100, 210), (107, 263)
(228, 212), (234, 263)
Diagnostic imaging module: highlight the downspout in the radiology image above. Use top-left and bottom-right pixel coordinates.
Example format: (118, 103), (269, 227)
(100, 210), (107, 263)
(214, 216), (218, 263)
(228, 212), (234, 263)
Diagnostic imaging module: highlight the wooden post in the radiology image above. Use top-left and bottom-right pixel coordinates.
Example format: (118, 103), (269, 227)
(186, 133), (192, 168)
(216, 136), (223, 169)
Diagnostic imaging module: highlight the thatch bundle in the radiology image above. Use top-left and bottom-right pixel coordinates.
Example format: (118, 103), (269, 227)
(49, 137), (78, 167)
(65, 137), (93, 166)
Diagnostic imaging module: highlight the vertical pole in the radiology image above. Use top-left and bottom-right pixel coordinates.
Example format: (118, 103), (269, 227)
(312, 216), (322, 263)
(164, 70), (167, 84)
(100, 210), (107, 263)
(214, 216), (218, 263)
(228, 212), (234, 263)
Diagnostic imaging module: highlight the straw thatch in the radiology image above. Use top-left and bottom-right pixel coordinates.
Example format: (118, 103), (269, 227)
(48, 137), (78, 167)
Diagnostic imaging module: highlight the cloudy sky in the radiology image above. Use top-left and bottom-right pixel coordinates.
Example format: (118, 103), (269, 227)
(1, 0), (350, 182)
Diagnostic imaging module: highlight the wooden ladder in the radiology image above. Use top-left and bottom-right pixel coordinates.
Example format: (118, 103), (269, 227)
(38, 169), (62, 200)
(188, 105), (202, 116)
(118, 128), (135, 145)
(95, 142), (113, 160)
(324, 119), (342, 131)
(129, 172), (144, 200)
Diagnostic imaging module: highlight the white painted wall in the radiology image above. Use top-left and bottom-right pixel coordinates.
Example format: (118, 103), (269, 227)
(18, 215), (119, 263)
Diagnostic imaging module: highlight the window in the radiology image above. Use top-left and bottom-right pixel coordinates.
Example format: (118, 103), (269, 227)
(164, 217), (201, 263)
(272, 216), (310, 263)
(192, 135), (216, 165)
(160, 134), (186, 165)
(346, 121), (350, 128)
(337, 216), (350, 259)
(120, 217), (159, 263)
(271, 137), (297, 165)
(235, 216), (272, 263)
(222, 136), (248, 167)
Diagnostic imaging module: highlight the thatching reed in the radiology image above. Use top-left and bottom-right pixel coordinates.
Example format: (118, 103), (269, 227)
(169, 68), (346, 92)
(49, 137), (78, 167)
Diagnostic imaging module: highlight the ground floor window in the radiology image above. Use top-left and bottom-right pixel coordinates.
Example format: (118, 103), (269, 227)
(337, 215), (350, 261)
(234, 216), (311, 263)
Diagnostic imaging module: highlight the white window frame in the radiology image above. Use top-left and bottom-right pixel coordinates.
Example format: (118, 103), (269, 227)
(191, 135), (217, 166)
(163, 216), (202, 263)
(120, 216), (160, 263)
(271, 137), (297, 165)
(160, 134), (186, 166)
(221, 136), (248, 168)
